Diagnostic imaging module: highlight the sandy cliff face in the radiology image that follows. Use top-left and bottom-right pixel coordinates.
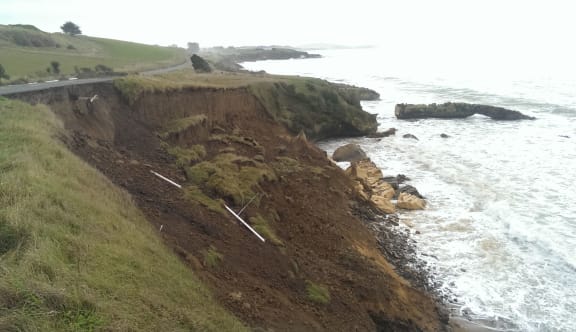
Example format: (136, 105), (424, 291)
(12, 82), (447, 331)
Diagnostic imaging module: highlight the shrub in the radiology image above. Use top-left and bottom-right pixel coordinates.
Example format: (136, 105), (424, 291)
(191, 54), (212, 73)
(203, 246), (223, 268)
(306, 281), (330, 304)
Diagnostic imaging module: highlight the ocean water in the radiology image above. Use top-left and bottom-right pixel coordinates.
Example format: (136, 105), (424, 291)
(242, 48), (576, 332)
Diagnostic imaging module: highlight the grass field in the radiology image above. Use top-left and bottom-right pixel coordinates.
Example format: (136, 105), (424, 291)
(0, 97), (246, 331)
(0, 25), (186, 81)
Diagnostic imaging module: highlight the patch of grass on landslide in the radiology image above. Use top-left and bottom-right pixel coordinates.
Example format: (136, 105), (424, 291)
(185, 153), (276, 206)
(183, 186), (226, 216)
(249, 214), (283, 246)
(161, 114), (207, 138)
(306, 281), (331, 305)
(209, 134), (265, 154)
(202, 246), (223, 268)
(271, 157), (303, 175)
(271, 156), (325, 177)
(167, 144), (207, 167)
(0, 99), (247, 331)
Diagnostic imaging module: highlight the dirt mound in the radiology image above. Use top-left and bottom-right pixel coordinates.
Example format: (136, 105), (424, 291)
(14, 83), (447, 331)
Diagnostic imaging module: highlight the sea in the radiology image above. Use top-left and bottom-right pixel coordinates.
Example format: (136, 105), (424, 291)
(242, 47), (576, 332)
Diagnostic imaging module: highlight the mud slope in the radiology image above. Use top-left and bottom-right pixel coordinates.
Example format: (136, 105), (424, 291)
(14, 82), (446, 331)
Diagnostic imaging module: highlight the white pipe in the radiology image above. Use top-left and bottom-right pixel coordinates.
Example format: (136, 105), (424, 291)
(224, 204), (266, 242)
(150, 170), (182, 189)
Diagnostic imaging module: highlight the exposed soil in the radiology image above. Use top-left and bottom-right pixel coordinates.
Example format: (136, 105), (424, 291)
(13, 82), (448, 331)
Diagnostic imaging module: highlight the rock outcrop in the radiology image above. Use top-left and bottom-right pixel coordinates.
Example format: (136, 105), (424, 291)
(347, 160), (428, 213)
(397, 192), (427, 210)
(397, 185), (425, 200)
(367, 128), (396, 138)
(403, 134), (419, 140)
(332, 143), (367, 162)
(347, 159), (396, 214)
(395, 102), (536, 120)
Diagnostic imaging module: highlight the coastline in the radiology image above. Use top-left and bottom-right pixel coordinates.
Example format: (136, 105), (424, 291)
(320, 141), (518, 332)
(6, 73), (449, 331)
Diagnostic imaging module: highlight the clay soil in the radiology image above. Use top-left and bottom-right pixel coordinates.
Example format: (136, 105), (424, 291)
(21, 83), (447, 331)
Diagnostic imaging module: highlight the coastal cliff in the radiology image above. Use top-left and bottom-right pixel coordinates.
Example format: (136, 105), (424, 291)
(7, 73), (447, 331)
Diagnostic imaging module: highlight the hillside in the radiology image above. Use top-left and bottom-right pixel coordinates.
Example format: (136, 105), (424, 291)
(4, 73), (448, 331)
(0, 96), (246, 331)
(0, 25), (186, 82)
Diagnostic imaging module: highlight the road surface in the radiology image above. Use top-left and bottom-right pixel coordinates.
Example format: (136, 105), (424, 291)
(0, 60), (190, 96)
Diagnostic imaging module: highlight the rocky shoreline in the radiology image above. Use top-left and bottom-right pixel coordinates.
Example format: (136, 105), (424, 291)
(326, 129), (521, 332)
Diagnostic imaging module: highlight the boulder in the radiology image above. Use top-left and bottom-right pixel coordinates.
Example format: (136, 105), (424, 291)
(346, 159), (397, 214)
(373, 181), (396, 201)
(397, 193), (426, 210)
(403, 134), (419, 140)
(382, 174), (409, 190)
(440, 133), (450, 138)
(397, 185), (425, 199)
(347, 159), (382, 186)
(372, 195), (396, 214)
(395, 102), (535, 120)
(367, 128), (397, 138)
(332, 144), (367, 162)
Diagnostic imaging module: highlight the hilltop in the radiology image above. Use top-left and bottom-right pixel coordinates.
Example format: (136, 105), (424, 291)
(0, 24), (186, 83)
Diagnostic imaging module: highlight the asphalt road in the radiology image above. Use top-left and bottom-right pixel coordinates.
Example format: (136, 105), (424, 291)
(0, 60), (190, 96)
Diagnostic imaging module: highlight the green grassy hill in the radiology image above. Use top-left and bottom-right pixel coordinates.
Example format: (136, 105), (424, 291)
(0, 97), (246, 331)
(0, 25), (186, 82)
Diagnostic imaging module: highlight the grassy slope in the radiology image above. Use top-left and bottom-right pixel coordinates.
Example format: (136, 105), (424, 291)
(0, 25), (186, 80)
(0, 97), (246, 331)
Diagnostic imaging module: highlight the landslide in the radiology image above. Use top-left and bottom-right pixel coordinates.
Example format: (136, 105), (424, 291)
(13, 75), (446, 331)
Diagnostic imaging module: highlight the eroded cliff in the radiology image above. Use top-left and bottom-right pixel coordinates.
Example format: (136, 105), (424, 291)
(10, 76), (446, 331)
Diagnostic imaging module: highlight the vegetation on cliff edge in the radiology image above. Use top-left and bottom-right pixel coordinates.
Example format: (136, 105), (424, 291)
(114, 71), (378, 140)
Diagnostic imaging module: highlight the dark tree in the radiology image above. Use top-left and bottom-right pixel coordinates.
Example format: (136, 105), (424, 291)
(190, 54), (212, 73)
(0, 64), (10, 84)
(50, 61), (60, 74)
(61, 21), (82, 35)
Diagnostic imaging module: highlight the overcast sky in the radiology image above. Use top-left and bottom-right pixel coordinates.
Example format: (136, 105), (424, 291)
(1, 0), (575, 57)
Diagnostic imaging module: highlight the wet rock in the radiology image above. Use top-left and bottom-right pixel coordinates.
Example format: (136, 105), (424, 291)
(403, 134), (419, 140)
(395, 102), (536, 120)
(346, 159), (381, 185)
(346, 159), (396, 214)
(440, 133), (450, 138)
(366, 128), (396, 138)
(332, 143), (367, 162)
(372, 195), (396, 214)
(397, 185), (425, 199)
(382, 174), (409, 190)
(397, 193), (426, 210)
